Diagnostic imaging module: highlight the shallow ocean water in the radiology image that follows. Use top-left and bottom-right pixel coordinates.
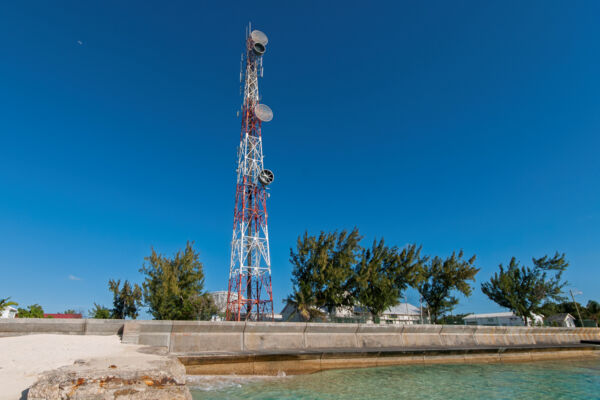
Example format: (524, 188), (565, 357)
(189, 359), (600, 400)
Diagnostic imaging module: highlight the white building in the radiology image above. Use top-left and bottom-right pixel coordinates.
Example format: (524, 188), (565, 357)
(209, 291), (230, 314)
(379, 303), (422, 325)
(545, 313), (576, 328)
(1, 306), (17, 319)
(281, 302), (423, 324)
(464, 312), (543, 326)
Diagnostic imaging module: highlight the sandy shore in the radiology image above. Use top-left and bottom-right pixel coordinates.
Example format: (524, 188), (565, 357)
(0, 334), (145, 400)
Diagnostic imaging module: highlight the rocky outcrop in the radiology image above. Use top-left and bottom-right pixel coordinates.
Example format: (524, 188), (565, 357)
(27, 351), (191, 399)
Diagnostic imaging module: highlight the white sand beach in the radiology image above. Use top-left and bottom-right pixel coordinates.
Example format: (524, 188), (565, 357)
(0, 334), (143, 400)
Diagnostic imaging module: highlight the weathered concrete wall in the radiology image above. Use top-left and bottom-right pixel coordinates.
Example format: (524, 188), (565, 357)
(2, 319), (599, 354)
(244, 322), (305, 351)
(181, 346), (600, 375)
(170, 321), (245, 353)
(0, 318), (124, 337)
(126, 321), (600, 353)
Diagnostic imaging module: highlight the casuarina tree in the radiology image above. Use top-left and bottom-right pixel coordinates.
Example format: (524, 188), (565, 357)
(140, 241), (216, 320)
(288, 229), (362, 317)
(352, 241), (424, 321)
(481, 253), (569, 324)
(108, 279), (143, 319)
(415, 251), (479, 323)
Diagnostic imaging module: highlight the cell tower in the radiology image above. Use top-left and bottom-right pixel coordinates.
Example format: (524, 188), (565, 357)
(226, 27), (275, 321)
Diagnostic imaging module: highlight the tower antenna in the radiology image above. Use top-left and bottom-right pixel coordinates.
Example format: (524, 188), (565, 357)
(226, 27), (275, 321)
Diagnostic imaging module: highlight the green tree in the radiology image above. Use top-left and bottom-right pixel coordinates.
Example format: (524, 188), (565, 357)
(539, 300), (599, 324)
(538, 301), (559, 318)
(88, 303), (111, 319)
(481, 253), (569, 324)
(283, 283), (325, 322)
(438, 313), (469, 325)
(289, 229), (362, 316)
(0, 297), (18, 314)
(416, 251), (479, 323)
(108, 279), (143, 319)
(140, 241), (215, 320)
(352, 241), (423, 320)
(63, 309), (77, 314)
(17, 304), (45, 318)
(559, 301), (585, 319)
(193, 293), (219, 321)
(586, 300), (600, 324)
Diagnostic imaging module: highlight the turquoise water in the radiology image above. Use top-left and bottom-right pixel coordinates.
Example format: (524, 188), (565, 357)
(189, 359), (600, 399)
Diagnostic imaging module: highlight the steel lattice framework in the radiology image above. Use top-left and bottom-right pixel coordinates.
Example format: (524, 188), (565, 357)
(226, 28), (274, 321)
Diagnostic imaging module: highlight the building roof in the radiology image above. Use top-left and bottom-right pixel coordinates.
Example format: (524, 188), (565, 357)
(464, 312), (518, 319)
(464, 312), (544, 321)
(383, 303), (420, 316)
(545, 313), (574, 322)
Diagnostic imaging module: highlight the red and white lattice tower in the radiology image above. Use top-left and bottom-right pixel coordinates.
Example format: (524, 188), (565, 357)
(226, 28), (274, 321)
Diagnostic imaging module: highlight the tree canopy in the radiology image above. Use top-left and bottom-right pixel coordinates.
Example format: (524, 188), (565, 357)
(108, 279), (143, 319)
(283, 283), (325, 322)
(88, 303), (111, 319)
(140, 241), (216, 320)
(415, 251), (479, 323)
(287, 229), (479, 323)
(17, 304), (45, 318)
(0, 297), (18, 313)
(587, 300), (600, 324)
(538, 299), (600, 325)
(438, 313), (470, 325)
(288, 229), (361, 316)
(352, 241), (424, 320)
(481, 252), (569, 323)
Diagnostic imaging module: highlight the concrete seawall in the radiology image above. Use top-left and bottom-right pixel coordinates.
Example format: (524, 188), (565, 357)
(3, 319), (599, 375)
(180, 345), (600, 375)
(0, 318), (125, 337)
(3, 319), (598, 351)
(118, 321), (600, 353)
(122, 321), (599, 373)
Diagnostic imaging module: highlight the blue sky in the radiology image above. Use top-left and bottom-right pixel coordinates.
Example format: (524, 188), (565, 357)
(1, 1), (599, 316)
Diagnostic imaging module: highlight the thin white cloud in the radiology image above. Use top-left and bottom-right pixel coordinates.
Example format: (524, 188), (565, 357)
(68, 275), (82, 281)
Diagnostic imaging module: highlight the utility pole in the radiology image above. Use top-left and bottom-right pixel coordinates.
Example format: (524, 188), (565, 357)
(570, 289), (584, 327)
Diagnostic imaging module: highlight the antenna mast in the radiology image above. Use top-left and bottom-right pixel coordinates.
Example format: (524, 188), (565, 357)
(226, 26), (275, 321)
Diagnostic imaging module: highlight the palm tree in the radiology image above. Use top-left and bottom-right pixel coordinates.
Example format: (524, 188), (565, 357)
(284, 286), (324, 322)
(0, 297), (18, 313)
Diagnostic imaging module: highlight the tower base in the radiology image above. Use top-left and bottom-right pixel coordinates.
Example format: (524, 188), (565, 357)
(226, 273), (274, 321)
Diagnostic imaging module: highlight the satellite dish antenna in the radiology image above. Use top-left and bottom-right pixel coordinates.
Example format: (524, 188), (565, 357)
(258, 169), (274, 186)
(253, 42), (266, 56)
(254, 104), (273, 122)
(251, 30), (268, 46)
(251, 30), (268, 56)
